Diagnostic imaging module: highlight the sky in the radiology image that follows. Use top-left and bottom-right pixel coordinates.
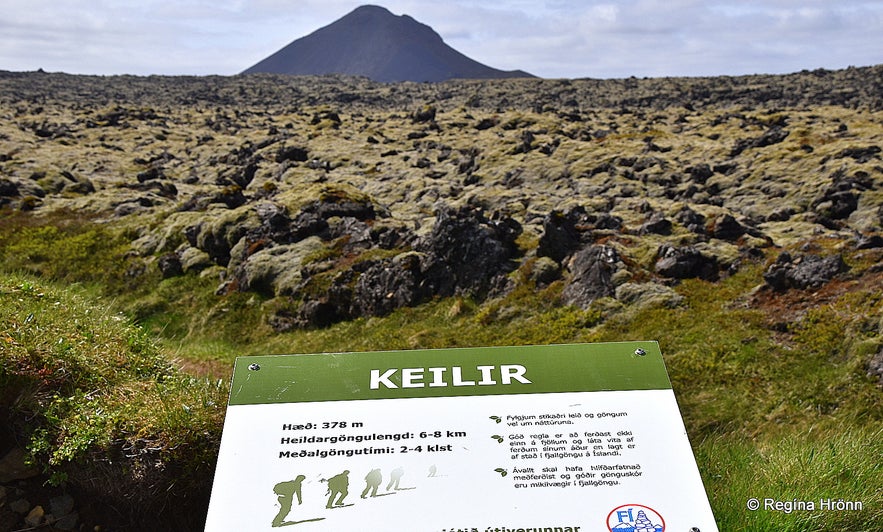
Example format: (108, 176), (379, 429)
(1, 0), (881, 79)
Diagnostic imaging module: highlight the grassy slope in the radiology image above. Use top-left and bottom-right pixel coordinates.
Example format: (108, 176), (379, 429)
(238, 269), (883, 531)
(0, 271), (225, 529)
(3, 223), (881, 529)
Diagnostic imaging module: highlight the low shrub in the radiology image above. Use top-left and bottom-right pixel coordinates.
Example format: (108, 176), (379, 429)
(0, 273), (225, 530)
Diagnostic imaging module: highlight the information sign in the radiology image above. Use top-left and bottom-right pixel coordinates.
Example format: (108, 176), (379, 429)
(205, 342), (718, 532)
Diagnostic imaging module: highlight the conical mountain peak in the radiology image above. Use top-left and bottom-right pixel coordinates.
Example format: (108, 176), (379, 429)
(242, 5), (534, 82)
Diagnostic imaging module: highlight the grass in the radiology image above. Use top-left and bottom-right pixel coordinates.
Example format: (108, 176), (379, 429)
(1, 212), (881, 529)
(0, 210), (135, 290)
(697, 426), (883, 531)
(123, 272), (272, 343)
(167, 263), (881, 531)
(0, 271), (225, 525)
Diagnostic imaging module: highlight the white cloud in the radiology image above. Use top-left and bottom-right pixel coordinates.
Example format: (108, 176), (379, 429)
(0, 0), (880, 77)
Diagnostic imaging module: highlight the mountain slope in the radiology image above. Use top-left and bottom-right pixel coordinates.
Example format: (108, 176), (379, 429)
(241, 5), (534, 82)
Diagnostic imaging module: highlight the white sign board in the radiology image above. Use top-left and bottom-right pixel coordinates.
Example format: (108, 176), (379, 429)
(205, 342), (718, 532)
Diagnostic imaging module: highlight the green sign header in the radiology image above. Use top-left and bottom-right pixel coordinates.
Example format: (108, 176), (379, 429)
(227, 342), (670, 405)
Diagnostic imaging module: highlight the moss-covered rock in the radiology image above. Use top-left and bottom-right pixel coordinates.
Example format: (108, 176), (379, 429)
(234, 237), (325, 297)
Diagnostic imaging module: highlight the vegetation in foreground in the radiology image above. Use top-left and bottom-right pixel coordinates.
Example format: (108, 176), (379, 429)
(0, 271), (225, 529)
(1, 69), (881, 530)
(0, 218), (881, 530)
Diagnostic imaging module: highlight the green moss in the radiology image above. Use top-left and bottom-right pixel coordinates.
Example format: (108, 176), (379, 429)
(123, 272), (270, 345)
(301, 243), (342, 265)
(0, 211), (135, 292)
(318, 183), (372, 205)
(0, 272), (225, 487)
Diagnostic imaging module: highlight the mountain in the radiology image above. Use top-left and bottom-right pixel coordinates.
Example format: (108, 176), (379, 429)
(241, 4), (535, 82)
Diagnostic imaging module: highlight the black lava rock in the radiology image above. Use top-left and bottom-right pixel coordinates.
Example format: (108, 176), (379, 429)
(157, 252), (183, 279)
(763, 252), (848, 291)
(561, 245), (619, 308)
(730, 126), (789, 157)
(537, 207), (593, 263)
(709, 214), (746, 241)
(417, 206), (522, 298)
(654, 245), (719, 281)
(640, 212), (672, 236)
(352, 253), (426, 317)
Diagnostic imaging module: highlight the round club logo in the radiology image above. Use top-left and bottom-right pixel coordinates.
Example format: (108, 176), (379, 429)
(606, 504), (665, 532)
